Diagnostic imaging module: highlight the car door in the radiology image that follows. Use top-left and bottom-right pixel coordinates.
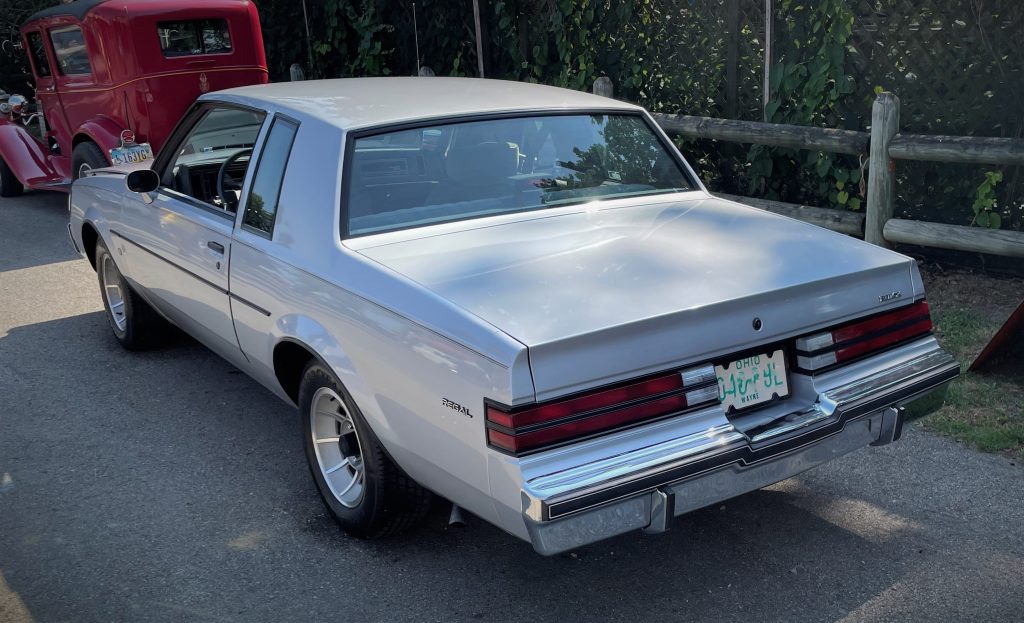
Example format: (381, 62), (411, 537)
(22, 29), (71, 151)
(115, 102), (268, 363)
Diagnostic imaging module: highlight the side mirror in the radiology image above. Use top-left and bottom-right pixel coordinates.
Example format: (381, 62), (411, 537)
(126, 169), (160, 194)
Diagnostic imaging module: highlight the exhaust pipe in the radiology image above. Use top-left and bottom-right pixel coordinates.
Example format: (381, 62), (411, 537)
(448, 504), (467, 527)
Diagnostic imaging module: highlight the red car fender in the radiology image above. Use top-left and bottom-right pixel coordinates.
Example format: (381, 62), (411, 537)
(74, 115), (130, 159)
(0, 120), (63, 188)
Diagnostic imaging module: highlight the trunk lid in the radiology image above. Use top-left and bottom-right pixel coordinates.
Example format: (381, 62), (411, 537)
(353, 195), (918, 401)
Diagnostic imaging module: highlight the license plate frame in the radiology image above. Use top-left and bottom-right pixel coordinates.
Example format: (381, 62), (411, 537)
(109, 143), (154, 167)
(715, 349), (790, 414)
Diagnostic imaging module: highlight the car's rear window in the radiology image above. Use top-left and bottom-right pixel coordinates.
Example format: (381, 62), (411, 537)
(157, 19), (232, 57)
(344, 113), (693, 237)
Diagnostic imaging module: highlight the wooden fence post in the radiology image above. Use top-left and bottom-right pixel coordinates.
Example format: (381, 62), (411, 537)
(865, 92), (900, 247)
(593, 76), (614, 98)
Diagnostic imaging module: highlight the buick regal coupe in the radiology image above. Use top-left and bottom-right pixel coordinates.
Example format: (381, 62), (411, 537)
(68, 78), (959, 555)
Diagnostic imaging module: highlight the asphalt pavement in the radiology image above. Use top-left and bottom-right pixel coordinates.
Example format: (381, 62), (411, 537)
(1, 191), (1022, 623)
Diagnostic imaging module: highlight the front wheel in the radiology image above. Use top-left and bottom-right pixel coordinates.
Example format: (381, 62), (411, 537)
(0, 156), (23, 197)
(95, 239), (167, 350)
(299, 362), (431, 538)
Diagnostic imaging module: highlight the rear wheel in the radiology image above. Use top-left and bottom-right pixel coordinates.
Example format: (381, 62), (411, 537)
(0, 156), (23, 197)
(72, 141), (108, 180)
(95, 239), (166, 350)
(299, 362), (432, 538)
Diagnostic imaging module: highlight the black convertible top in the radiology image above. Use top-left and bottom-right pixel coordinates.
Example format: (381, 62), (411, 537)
(24, 0), (109, 26)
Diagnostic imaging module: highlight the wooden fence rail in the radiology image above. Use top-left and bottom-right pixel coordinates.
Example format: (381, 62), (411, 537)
(651, 114), (869, 155)
(596, 81), (1024, 259)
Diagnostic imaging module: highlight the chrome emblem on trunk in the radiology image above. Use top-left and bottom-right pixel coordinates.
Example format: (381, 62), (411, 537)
(879, 291), (903, 303)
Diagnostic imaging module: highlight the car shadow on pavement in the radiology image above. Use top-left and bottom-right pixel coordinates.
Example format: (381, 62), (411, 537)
(0, 192), (80, 273)
(2, 311), (1021, 623)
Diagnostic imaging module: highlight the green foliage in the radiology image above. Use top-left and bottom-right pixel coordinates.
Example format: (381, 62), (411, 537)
(491, 0), (653, 95)
(0, 0), (50, 94)
(746, 0), (861, 209)
(311, 0), (394, 78)
(971, 170), (1003, 229)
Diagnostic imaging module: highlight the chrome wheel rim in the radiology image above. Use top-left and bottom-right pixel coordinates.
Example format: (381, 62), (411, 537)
(310, 387), (365, 508)
(100, 254), (127, 332)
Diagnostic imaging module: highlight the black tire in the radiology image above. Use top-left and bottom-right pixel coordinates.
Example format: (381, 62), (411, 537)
(72, 141), (108, 180)
(95, 239), (167, 350)
(299, 361), (432, 538)
(0, 156), (23, 197)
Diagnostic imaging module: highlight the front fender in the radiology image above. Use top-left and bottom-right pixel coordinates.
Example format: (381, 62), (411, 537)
(0, 121), (63, 188)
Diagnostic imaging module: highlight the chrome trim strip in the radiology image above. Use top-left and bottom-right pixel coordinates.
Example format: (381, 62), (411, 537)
(111, 229), (228, 295)
(229, 292), (271, 317)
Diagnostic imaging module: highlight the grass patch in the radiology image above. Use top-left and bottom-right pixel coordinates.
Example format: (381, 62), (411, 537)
(919, 309), (1024, 460)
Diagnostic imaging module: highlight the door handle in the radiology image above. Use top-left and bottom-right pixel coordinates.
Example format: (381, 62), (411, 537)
(207, 241), (225, 254)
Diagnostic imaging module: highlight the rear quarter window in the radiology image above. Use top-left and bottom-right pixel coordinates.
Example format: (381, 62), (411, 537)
(243, 117), (299, 236)
(157, 19), (232, 57)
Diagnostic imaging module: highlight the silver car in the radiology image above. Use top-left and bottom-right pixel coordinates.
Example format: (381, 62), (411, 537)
(68, 78), (959, 555)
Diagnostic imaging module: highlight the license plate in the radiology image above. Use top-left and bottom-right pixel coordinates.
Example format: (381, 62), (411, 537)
(109, 143), (154, 166)
(715, 349), (789, 413)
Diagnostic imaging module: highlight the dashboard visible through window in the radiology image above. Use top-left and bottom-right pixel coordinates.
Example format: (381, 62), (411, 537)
(165, 107), (265, 213)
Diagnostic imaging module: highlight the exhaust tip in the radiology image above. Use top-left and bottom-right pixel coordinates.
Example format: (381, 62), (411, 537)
(448, 504), (467, 527)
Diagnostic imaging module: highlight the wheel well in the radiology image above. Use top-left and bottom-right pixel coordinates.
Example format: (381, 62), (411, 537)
(273, 341), (316, 404)
(81, 222), (99, 270)
(72, 134), (95, 148)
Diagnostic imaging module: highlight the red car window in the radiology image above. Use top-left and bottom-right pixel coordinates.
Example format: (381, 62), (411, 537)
(49, 26), (92, 76)
(25, 31), (52, 78)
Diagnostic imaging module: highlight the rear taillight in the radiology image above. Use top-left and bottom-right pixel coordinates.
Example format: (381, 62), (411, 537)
(486, 364), (720, 455)
(795, 300), (933, 372)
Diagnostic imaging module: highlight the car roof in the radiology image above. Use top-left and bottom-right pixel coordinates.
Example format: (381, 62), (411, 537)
(25, 0), (108, 24)
(24, 0), (253, 27)
(204, 77), (642, 132)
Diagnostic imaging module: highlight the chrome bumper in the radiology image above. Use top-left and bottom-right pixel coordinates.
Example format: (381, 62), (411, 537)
(521, 347), (959, 555)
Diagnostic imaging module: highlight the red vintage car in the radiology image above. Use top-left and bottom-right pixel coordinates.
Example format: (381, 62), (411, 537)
(0, 0), (267, 197)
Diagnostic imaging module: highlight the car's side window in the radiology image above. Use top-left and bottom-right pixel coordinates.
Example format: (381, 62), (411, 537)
(25, 32), (52, 78)
(242, 117), (298, 236)
(163, 106), (265, 214)
(49, 27), (91, 76)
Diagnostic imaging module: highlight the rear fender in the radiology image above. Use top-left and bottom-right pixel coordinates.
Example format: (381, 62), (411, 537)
(74, 116), (128, 156)
(0, 120), (63, 187)
(270, 315), (382, 430)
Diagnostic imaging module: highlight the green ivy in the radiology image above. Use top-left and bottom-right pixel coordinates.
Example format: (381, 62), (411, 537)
(972, 171), (1003, 229)
(746, 0), (861, 210)
(491, 0), (653, 95)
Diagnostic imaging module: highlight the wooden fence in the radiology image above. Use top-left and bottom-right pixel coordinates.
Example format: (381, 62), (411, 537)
(592, 79), (1024, 259)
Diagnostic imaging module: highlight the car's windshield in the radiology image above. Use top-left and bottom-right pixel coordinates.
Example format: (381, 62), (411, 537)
(345, 113), (693, 236)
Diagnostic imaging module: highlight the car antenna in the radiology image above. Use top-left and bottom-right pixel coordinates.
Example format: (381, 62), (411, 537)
(412, 3), (421, 76)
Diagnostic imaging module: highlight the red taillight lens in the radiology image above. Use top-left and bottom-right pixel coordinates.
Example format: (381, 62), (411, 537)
(486, 365), (720, 454)
(795, 301), (933, 372)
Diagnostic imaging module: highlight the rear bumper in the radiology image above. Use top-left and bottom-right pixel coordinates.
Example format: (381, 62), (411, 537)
(521, 346), (959, 555)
